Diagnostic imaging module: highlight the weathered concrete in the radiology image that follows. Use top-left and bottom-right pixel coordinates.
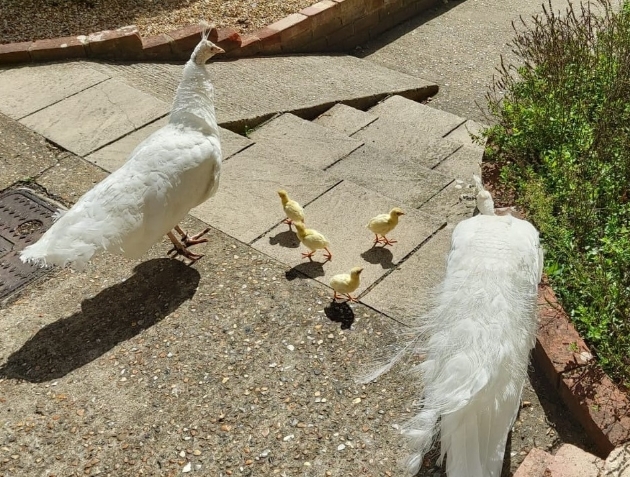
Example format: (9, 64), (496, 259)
(36, 154), (109, 204)
(90, 55), (438, 126)
(85, 118), (253, 173)
(248, 113), (363, 170)
(0, 63), (108, 120)
(0, 113), (58, 190)
(252, 180), (444, 296)
(444, 119), (486, 150)
(361, 0), (579, 122)
(312, 103), (378, 136)
(20, 78), (169, 156)
(190, 142), (341, 244)
(360, 224), (452, 323)
(368, 94), (465, 137)
(326, 144), (452, 208)
(352, 117), (462, 169)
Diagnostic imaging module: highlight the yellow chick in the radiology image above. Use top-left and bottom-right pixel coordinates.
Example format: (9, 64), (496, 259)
(277, 189), (305, 230)
(367, 207), (405, 246)
(294, 221), (332, 262)
(329, 266), (363, 302)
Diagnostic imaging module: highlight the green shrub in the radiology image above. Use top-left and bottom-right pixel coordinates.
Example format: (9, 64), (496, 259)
(484, 0), (630, 385)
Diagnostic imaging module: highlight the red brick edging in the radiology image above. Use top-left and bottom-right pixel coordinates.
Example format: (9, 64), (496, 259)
(0, 0), (441, 65)
(534, 282), (630, 457)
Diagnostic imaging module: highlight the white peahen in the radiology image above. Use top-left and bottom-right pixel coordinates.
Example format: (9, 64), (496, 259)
(20, 27), (224, 270)
(362, 175), (543, 476)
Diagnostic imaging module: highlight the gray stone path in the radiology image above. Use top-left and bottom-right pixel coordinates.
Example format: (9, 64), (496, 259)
(0, 54), (482, 325)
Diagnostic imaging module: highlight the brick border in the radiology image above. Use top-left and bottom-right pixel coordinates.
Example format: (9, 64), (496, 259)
(534, 282), (630, 457)
(0, 0), (442, 65)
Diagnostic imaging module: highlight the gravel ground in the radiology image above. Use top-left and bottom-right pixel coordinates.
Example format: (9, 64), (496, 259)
(0, 0), (315, 44)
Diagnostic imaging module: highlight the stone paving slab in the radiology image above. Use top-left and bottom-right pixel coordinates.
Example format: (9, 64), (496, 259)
(248, 113), (363, 170)
(0, 114), (59, 190)
(360, 224), (453, 324)
(252, 180), (445, 297)
(85, 117), (253, 173)
(326, 144), (452, 209)
(190, 142), (340, 244)
(312, 103), (378, 136)
(0, 63), (109, 120)
(369, 95), (466, 137)
(37, 154), (109, 204)
(433, 144), (482, 181)
(352, 117), (462, 169)
(90, 55), (437, 126)
(19, 78), (169, 156)
(443, 119), (486, 150)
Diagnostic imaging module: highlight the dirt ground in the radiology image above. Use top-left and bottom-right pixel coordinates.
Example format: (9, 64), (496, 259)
(0, 113), (597, 476)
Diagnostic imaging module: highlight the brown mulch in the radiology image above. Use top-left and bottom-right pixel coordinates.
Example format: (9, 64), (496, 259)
(0, 0), (316, 45)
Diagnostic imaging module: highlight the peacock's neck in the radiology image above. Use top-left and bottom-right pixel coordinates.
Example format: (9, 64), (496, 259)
(169, 62), (219, 135)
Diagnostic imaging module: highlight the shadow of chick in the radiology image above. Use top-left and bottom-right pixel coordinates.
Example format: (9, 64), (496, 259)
(0, 258), (200, 383)
(269, 230), (300, 248)
(361, 245), (395, 269)
(324, 301), (355, 330)
(285, 260), (326, 281)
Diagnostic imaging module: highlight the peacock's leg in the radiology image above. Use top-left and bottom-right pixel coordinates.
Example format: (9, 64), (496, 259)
(174, 224), (211, 247)
(167, 231), (203, 262)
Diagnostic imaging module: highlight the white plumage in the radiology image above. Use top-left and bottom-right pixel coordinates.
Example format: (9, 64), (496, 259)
(20, 29), (224, 269)
(362, 175), (543, 477)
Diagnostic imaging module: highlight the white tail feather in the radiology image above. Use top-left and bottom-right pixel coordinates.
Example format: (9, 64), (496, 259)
(362, 209), (542, 477)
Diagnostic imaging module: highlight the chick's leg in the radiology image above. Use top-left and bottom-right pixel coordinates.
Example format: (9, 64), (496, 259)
(301, 250), (315, 260)
(381, 236), (398, 246)
(373, 234), (383, 245)
(167, 231), (203, 262)
(282, 218), (293, 231)
(345, 294), (359, 303)
(174, 224), (211, 247)
(323, 248), (332, 262)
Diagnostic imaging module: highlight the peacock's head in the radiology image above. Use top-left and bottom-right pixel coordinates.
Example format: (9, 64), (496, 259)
(191, 23), (225, 65)
(476, 190), (495, 216)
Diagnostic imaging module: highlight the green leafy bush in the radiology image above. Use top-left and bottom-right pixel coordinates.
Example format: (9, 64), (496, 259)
(484, 0), (630, 385)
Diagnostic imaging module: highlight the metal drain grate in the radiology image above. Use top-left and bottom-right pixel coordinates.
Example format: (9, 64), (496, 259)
(0, 189), (59, 301)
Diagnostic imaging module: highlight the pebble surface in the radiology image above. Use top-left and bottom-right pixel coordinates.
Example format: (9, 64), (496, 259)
(0, 0), (316, 44)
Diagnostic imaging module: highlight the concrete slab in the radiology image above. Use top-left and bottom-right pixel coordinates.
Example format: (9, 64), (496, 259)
(434, 145), (482, 181)
(252, 180), (444, 297)
(0, 114), (58, 190)
(85, 118), (253, 173)
(0, 63), (109, 120)
(360, 224), (453, 324)
(90, 55), (438, 126)
(352, 117), (462, 169)
(190, 142), (340, 244)
(20, 78), (169, 156)
(418, 179), (476, 224)
(369, 95), (466, 137)
(248, 113), (363, 169)
(313, 103), (378, 136)
(36, 154), (109, 204)
(444, 119), (487, 150)
(326, 145), (451, 208)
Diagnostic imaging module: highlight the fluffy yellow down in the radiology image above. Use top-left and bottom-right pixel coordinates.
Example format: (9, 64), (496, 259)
(367, 207), (405, 235)
(294, 221), (332, 261)
(329, 266), (363, 301)
(277, 189), (305, 223)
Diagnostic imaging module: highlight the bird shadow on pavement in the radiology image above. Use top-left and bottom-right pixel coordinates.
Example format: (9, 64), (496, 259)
(285, 260), (327, 281)
(0, 258), (200, 383)
(324, 301), (355, 330)
(361, 245), (395, 269)
(268, 229), (300, 248)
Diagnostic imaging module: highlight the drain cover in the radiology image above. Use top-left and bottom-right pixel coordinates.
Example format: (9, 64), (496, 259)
(0, 189), (59, 301)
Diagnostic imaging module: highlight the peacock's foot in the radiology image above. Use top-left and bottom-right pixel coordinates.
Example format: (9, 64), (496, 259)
(167, 230), (205, 264)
